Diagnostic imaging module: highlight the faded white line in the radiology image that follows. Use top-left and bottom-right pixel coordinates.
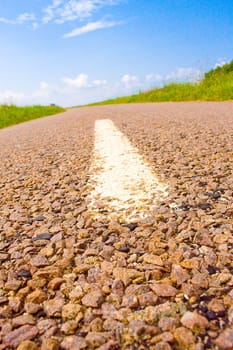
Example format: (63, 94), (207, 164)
(87, 119), (168, 222)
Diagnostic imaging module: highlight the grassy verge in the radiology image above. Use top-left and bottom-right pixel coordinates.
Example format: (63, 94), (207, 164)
(0, 105), (65, 129)
(88, 60), (233, 106)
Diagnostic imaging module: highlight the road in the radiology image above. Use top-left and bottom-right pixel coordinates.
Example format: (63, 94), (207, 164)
(0, 102), (232, 349)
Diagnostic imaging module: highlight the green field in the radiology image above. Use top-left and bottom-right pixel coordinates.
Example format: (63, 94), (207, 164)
(0, 105), (65, 129)
(89, 60), (233, 105)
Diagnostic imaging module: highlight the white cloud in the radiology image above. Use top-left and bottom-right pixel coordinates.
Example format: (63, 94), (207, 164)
(121, 74), (138, 84)
(63, 74), (90, 88)
(214, 59), (227, 69)
(0, 1), (124, 36)
(0, 13), (36, 25)
(0, 90), (26, 104)
(145, 73), (163, 82)
(17, 13), (36, 24)
(0, 17), (14, 24)
(63, 20), (121, 38)
(165, 67), (202, 82)
(43, 0), (121, 24)
(0, 82), (51, 105)
(63, 73), (108, 88)
(42, 0), (63, 24)
(93, 79), (107, 86)
(32, 22), (39, 30)
(33, 82), (50, 98)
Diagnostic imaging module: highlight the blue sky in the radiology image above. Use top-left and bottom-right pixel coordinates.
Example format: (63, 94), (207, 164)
(0, 0), (233, 106)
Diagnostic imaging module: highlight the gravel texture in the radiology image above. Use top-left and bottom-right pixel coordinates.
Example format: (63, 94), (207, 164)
(0, 102), (232, 350)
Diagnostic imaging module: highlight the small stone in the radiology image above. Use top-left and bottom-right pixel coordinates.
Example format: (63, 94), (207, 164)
(9, 297), (22, 313)
(48, 278), (65, 291)
(118, 246), (130, 253)
(198, 202), (212, 210)
(30, 255), (49, 267)
(17, 270), (32, 279)
(62, 303), (82, 321)
(16, 340), (39, 350)
(61, 336), (87, 350)
(97, 340), (119, 350)
(138, 292), (158, 307)
(228, 305), (233, 324)
(41, 338), (59, 350)
(215, 328), (233, 349)
(124, 223), (137, 231)
(43, 298), (64, 317)
(143, 254), (164, 266)
(122, 294), (139, 308)
(89, 318), (103, 332)
(181, 258), (199, 270)
(151, 332), (173, 344)
(101, 303), (117, 319)
(5, 279), (22, 291)
(0, 296), (8, 305)
(100, 246), (115, 260)
(113, 268), (143, 286)
(32, 233), (52, 241)
(174, 327), (195, 348)
(181, 311), (209, 331)
(12, 251), (23, 259)
(171, 264), (190, 285)
(12, 314), (35, 328)
(34, 216), (46, 221)
(51, 232), (63, 243)
(150, 284), (177, 297)
(0, 253), (9, 261)
(205, 310), (217, 321)
(208, 298), (225, 313)
(85, 332), (108, 347)
(3, 325), (38, 348)
(158, 317), (178, 331)
(25, 303), (42, 314)
(152, 342), (172, 350)
(61, 320), (79, 335)
(128, 320), (146, 336)
(26, 289), (47, 304)
(69, 286), (84, 301)
(37, 319), (57, 335)
(81, 290), (103, 308)
(112, 279), (124, 296)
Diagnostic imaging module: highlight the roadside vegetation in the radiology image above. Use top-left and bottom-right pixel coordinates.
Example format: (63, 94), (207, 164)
(89, 60), (233, 105)
(0, 104), (65, 129)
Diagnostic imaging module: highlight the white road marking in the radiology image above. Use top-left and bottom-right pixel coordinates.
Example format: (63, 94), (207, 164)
(87, 119), (168, 222)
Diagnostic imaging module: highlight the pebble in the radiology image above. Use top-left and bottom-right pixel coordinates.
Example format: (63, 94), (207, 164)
(215, 328), (233, 349)
(17, 269), (32, 278)
(43, 298), (64, 317)
(61, 336), (87, 350)
(26, 289), (47, 304)
(41, 338), (59, 350)
(174, 327), (195, 348)
(150, 283), (178, 297)
(16, 340), (39, 350)
(181, 311), (209, 331)
(3, 325), (38, 348)
(81, 290), (103, 308)
(30, 255), (49, 267)
(12, 314), (36, 328)
(32, 233), (52, 241)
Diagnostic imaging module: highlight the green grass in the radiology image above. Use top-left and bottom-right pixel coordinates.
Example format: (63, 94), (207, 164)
(0, 104), (65, 129)
(88, 60), (233, 106)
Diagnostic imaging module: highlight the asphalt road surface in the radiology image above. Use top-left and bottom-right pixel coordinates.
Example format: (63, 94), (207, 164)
(0, 102), (232, 350)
